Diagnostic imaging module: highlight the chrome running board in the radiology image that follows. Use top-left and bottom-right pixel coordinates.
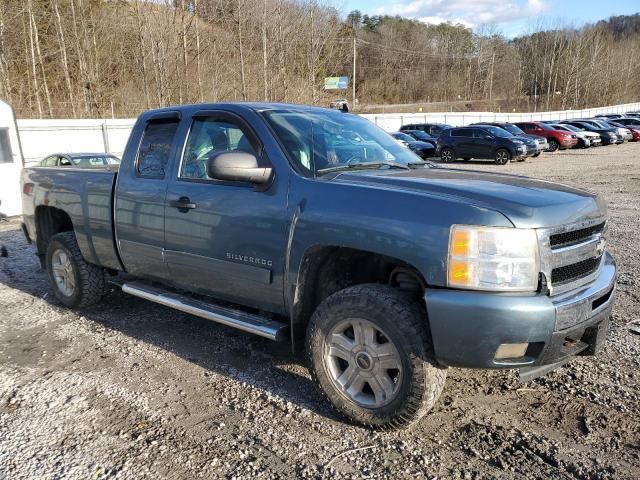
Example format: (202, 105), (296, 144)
(122, 281), (288, 341)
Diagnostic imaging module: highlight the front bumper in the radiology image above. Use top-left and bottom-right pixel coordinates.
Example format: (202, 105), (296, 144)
(560, 138), (578, 148)
(424, 252), (616, 374)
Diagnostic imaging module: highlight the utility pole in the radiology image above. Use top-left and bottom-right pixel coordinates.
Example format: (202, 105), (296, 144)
(352, 37), (357, 108)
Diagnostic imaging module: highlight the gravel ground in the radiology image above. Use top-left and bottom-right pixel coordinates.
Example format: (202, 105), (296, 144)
(1, 143), (639, 479)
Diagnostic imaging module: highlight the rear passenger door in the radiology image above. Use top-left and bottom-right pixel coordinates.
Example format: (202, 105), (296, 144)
(115, 112), (181, 281)
(451, 128), (473, 156)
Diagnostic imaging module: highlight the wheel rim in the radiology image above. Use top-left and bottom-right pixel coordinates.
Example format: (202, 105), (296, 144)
(51, 248), (75, 296)
(441, 150), (452, 162)
(496, 151), (509, 164)
(324, 318), (403, 408)
(549, 140), (559, 151)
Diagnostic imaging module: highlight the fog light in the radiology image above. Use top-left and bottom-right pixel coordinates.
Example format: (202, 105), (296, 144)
(494, 343), (529, 360)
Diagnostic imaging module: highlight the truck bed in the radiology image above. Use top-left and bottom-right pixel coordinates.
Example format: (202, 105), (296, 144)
(21, 166), (122, 271)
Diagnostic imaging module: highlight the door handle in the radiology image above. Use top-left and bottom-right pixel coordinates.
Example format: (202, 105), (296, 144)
(170, 196), (197, 212)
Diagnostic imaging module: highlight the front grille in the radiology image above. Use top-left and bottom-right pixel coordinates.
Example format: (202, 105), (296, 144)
(550, 222), (605, 248)
(551, 257), (601, 285)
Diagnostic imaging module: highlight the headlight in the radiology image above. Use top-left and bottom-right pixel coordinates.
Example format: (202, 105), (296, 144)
(448, 225), (539, 291)
(512, 139), (524, 145)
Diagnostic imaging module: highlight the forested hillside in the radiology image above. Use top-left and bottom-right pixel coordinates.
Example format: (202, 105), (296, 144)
(0, 0), (638, 118)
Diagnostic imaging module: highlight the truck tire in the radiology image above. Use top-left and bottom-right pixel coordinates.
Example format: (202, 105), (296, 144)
(46, 231), (106, 308)
(440, 148), (455, 163)
(495, 148), (511, 165)
(306, 284), (446, 429)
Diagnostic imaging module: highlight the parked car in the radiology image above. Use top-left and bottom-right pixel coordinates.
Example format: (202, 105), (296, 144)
(39, 152), (120, 167)
(595, 119), (633, 142)
(559, 121), (621, 145)
(550, 124), (601, 148)
(401, 129), (438, 148)
(21, 102), (617, 429)
(514, 121), (578, 151)
(606, 119), (640, 141)
(437, 125), (537, 164)
(595, 113), (623, 119)
(390, 132), (436, 159)
(573, 119), (629, 142)
(610, 117), (640, 127)
(400, 123), (453, 137)
(470, 122), (548, 156)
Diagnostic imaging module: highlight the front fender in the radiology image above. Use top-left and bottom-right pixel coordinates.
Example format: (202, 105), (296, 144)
(285, 175), (513, 293)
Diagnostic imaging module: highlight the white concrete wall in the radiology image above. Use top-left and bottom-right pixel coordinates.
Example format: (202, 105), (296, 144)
(17, 118), (135, 166)
(361, 102), (640, 132)
(15, 102), (640, 168)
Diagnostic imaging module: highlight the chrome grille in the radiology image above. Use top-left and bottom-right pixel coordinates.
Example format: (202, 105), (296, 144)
(537, 218), (607, 295)
(550, 222), (605, 248)
(551, 257), (601, 285)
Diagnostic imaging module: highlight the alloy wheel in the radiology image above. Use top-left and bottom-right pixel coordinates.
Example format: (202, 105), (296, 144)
(51, 248), (75, 297)
(324, 318), (403, 408)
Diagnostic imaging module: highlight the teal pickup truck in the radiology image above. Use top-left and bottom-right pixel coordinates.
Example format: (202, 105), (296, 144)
(21, 103), (616, 428)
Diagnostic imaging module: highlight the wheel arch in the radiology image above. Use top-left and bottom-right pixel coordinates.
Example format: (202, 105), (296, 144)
(34, 205), (75, 259)
(289, 245), (428, 339)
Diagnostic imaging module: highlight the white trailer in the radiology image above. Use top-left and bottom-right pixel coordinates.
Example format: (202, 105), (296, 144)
(0, 99), (24, 217)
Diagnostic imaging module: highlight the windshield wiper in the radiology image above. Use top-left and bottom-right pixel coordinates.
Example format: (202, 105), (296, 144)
(317, 160), (410, 175)
(406, 160), (434, 168)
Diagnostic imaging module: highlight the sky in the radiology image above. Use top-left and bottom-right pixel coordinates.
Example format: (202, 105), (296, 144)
(343, 0), (639, 37)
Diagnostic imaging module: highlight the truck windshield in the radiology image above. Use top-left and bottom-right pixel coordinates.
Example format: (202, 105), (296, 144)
(262, 110), (428, 176)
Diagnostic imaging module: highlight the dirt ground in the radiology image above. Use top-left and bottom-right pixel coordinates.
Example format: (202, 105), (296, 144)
(1, 143), (639, 479)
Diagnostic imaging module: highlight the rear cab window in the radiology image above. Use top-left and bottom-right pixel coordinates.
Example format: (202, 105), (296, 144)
(136, 119), (180, 178)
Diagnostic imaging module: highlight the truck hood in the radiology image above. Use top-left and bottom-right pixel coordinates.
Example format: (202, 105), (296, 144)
(332, 167), (606, 228)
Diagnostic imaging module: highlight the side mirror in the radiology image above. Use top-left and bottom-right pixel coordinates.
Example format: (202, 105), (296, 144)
(484, 135), (493, 140)
(206, 151), (273, 185)
(535, 127), (543, 132)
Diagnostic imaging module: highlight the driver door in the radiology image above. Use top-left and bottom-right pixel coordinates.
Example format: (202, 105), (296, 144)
(163, 110), (289, 314)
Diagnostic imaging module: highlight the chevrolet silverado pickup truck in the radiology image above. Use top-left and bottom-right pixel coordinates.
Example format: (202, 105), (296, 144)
(21, 103), (617, 429)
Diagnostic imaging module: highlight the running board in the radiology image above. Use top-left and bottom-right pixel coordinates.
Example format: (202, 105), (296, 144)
(121, 281), (288, 341)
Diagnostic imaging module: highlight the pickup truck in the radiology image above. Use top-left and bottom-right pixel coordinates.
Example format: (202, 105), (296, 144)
(21, 103), (617, 429)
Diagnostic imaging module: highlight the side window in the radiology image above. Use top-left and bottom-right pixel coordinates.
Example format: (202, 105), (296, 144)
(137, 120), (180, 177)
(0, 129), (13, 164)
(59, 156), (72, 166)
(42, 155), (57, 166)
(180, 117), (257, 180)
(472, 129), (488, 138)
(451, 129), (462, 137)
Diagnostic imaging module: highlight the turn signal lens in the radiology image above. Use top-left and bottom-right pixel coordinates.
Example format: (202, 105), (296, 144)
(450, 230), (471, 256)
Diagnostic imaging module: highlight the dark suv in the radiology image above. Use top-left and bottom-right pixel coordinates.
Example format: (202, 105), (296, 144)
(471, 122), (548, 156)
(400, 123), (453, 137)
(437, 126), (537, 165)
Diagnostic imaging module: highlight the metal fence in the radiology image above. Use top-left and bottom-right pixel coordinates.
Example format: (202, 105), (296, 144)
(16, 102), (640, 166)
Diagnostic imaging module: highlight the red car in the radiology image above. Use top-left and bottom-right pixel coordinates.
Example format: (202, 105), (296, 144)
(628, 127), (640, 142)
(515, 121), (578, 152)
